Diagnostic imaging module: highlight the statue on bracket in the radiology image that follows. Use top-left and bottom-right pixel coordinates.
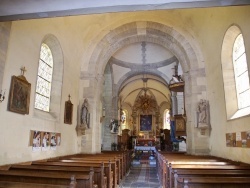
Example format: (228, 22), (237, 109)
(76, 98), (90, 136)
(81, 99), (90, 129)
(196, 99), (210, 134)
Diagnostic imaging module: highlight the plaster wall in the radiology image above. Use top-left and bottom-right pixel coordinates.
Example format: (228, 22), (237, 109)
(0, 5), (250, 165)
(194, 7), (250, 162)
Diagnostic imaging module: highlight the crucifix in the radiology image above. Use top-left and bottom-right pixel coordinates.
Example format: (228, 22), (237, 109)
(20, 66), (27, 76)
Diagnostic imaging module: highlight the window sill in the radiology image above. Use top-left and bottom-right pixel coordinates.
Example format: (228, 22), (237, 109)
(230, 106), (250, 120)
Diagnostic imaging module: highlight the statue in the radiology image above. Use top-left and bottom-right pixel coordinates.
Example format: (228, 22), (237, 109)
(197, 99), (210, 127)
(109, 119), (119, 134)
(121, 111), (126, 124)
(81, 99), (90, 129)
(76, 98), (90, 136)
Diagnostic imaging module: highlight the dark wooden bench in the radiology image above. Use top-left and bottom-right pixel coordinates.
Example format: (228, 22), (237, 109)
(9, 164), (104, 188)
(156, 151), (250, 188)
(171, 168), (250, 188)
(0, 180), (76, 188)
(0, 170), (93, 188)
(177, 176), (250, 188)
(55, 153), (123, 183)
(67, 156), (122, 183)
(49, 159), (117, 188)
(33, 160), (112, 188)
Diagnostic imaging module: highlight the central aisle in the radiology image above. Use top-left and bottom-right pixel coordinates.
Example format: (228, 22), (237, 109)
(120, 164), (161, 188)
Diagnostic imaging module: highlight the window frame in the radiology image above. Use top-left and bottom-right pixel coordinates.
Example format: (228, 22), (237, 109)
(35, 43), (54, 112)
(33, 35), (64, 122)
(232, 34), (250, 110)
(221, 25), (250, 120)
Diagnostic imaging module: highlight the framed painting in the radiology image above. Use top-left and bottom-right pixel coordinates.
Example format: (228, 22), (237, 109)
(64, 99), (73, 124)
(174, 114), (186, 136)
(8, 75), (31, 114)
(140, 115), (152, 132)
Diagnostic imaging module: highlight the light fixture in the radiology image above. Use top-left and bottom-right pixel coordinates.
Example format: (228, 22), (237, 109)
(0, 89), (5, 103)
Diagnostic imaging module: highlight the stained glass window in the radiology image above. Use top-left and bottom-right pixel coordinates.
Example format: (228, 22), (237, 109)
(164, 109), (170, 130)
(233, 34), (250, 109)
(121, 110), (126, 125)
(35, 43), (53, 112)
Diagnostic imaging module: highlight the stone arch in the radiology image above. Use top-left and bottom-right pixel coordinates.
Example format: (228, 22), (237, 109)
(82, 20), (206, 153)
(87, 21), (203, 76)
(87, 21), (205, 115)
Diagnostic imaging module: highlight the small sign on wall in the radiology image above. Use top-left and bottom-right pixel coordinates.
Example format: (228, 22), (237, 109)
(226, 131), (250, 148)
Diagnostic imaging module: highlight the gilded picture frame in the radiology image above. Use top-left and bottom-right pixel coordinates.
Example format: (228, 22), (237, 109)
(174, 114), (186, 136)
(8, 75), (31, 114)
(140, 115), (152, 132)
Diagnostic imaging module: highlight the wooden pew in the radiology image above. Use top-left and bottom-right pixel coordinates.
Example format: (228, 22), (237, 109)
(157, 151), (250, 188)
(68, 156), (122, 183)
(9, 164), (105, 188)
(101, 150), (132, 176)
(0, 181), (75, 188)
(171, 168), (250, 188)
(0, 170), (93, 188)
(56, 150), (132, 178)
(48, 158), (118, 188)
(33, 161), (113, 188)
(57, 152), (124, 181)
(177, 176), (250, 188)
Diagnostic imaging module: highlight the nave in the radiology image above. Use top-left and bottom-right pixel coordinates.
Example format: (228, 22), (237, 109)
(120, 164), (160, 188)
(2, 150), (250, 188)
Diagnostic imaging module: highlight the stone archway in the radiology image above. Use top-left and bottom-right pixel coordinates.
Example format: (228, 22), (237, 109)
(81, 21), (207, 154)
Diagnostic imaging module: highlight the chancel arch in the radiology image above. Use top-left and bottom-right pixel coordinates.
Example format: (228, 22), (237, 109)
(81, 20), (207, 154)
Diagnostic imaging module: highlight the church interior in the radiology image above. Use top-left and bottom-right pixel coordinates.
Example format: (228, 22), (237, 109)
(0, 1), (250, 187)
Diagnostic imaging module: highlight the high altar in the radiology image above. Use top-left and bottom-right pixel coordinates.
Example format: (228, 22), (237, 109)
(134, 139), (157, 152)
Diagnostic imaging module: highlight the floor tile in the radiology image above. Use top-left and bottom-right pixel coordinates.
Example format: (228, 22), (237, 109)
(120, 163), (161, 188)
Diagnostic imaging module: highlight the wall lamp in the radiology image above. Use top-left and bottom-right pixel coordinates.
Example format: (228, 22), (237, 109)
(0, 89), (5, 103)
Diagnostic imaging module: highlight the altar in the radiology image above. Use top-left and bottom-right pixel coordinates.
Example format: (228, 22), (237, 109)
(134, 146), (156, 152)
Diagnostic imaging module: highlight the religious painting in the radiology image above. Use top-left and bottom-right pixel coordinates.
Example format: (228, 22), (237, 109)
(41, 132), (50, 151)
(8, 75), (31, 114)
(226, 133), (236, 147)
(56, 133), (61, 146)
(64, 97), (73, 124)
(140, 115), (152, 132)
(174, 115), (186, 136)
(50, 132), (57, 150)
(31, 130), (41, 152)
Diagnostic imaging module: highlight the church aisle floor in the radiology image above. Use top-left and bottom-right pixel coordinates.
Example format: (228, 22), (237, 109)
(120, 164), (161, 188)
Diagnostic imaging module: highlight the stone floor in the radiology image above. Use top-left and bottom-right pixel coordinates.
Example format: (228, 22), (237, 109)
(119, 163), (161, 188)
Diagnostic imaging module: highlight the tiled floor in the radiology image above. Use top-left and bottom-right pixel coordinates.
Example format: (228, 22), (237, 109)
(120, 163), (161, 188)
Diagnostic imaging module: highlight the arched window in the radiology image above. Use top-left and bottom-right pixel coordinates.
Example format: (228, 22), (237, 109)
(34, 35), (63, 121)
(35, 43), (53, 112)
(164, 109), (170, 130)
(233, 34), (250, 109)
(221, 26), (250, 119)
